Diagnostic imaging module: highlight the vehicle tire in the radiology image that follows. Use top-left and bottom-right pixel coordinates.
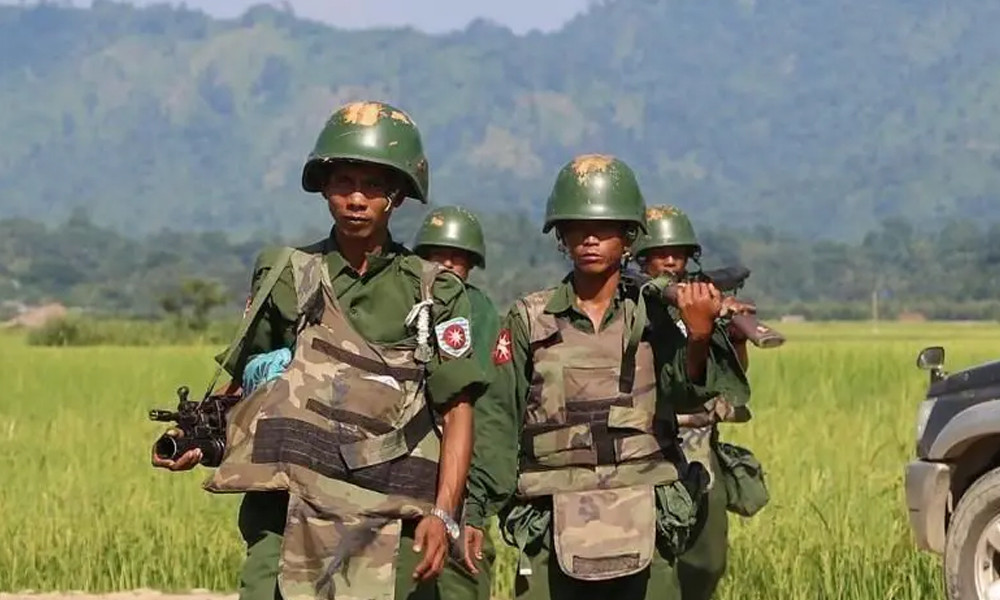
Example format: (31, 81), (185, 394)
(945, 466), (1000, 600)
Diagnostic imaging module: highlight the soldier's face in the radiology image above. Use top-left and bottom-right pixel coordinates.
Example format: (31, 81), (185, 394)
(559, 220), (627, 276)
(642, 247), (689, 278)
(423, 246), (473, 281)
(323, 164), (401, 239)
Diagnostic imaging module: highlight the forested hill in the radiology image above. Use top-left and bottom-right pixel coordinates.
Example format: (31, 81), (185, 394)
(3, 1), (1000, 239)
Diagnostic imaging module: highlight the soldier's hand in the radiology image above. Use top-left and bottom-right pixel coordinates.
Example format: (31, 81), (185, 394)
(677, 282), (722, 339)
(150, 428), (202, 471)
(412, 515), (448, 582)
(462, 525), (485, 575)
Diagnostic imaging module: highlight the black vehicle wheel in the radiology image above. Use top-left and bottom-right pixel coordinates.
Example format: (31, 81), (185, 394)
(945, 466), (1000, 600)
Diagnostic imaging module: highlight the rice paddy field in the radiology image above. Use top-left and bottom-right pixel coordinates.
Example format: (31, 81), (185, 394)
(1, 320), (998, 599)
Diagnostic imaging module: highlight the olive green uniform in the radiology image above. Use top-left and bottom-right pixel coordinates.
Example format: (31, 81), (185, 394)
(660, 302), (746, 600)
(217, 230), (488, 600)
(462, 283), (502, 600)
(412, 205), (503, 600)
(465, 279), (751, 600)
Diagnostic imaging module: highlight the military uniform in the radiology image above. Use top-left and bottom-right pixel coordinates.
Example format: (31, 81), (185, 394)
(207, 101), (488, 600)
(633, 205), (768, 600)
(413, 205), (502, 600)
(464, 156), (750, 600)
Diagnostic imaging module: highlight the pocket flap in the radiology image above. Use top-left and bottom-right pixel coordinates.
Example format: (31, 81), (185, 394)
(551, 485), (656, 581)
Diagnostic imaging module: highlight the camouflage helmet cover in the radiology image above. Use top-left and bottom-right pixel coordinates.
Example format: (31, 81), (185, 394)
(542, 153), (648, 235)
(413, 205), (487, 268)
(301, 101), (429, 202)
(632, 204), (701, 257)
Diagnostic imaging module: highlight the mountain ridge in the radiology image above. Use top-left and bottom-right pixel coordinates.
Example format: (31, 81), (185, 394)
(2, 0), (1000, 239)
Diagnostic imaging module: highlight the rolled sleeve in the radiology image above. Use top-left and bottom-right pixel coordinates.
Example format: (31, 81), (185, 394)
(425, 276), (488, 407)
(426, 357), (486, 407)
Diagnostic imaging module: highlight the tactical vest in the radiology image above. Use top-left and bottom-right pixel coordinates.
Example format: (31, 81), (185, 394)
(511, 287), (687, 582)
(204, 245), (454, 600)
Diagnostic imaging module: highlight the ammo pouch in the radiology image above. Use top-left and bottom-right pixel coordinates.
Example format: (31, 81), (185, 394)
(653, 460), (709, 554)
(715, 442), (769, 517)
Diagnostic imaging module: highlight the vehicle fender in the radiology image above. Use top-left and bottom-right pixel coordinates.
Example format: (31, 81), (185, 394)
(929, 399), (1000, 460)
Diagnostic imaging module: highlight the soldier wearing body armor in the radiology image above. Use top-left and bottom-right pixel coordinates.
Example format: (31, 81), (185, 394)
(152, 101), (489, 600)
(632, 205), (769, 600)
(413, 206), (501, 600)
(463, 155), (750, 600)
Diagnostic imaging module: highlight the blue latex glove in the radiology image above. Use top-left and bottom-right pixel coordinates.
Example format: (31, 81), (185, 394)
(242, 348), (292, 395)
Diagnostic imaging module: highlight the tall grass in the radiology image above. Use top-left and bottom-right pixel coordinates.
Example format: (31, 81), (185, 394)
(0, 322), (996, 598)
(22, 316), (239, 347)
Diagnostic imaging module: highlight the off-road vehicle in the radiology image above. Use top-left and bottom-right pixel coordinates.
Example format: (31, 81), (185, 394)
(907, 346), (1000, 599)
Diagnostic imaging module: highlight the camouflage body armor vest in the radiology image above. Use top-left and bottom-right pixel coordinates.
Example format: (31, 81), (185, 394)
(512, 287), (687, 582)
(204, 245), (454, 600)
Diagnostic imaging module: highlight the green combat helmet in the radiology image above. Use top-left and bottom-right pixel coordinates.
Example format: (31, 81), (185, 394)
(542, 153), (648, 235)
(301, 101), (429, 202)
(413, 205), (487, 268)
(632, 204), (701, 258)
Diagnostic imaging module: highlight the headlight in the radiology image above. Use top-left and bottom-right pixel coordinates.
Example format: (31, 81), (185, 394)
(915, 399), (936, 441)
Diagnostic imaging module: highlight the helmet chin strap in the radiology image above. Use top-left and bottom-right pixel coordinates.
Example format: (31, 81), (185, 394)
(382, 188), (404, 215)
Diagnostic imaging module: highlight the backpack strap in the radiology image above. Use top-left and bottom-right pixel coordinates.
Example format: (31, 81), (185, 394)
(203, 246), (295, 397)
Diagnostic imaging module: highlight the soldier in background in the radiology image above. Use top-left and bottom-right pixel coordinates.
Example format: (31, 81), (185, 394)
(413, 205), (501, 600)
(632, 205), (769, 600)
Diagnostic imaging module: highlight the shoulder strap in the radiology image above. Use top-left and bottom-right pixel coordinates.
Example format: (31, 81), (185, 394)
(288, 238), (332, 314)
(514, 288), (559, 345)
(620, 288), (647, 394)
(203, 246), (295, 397)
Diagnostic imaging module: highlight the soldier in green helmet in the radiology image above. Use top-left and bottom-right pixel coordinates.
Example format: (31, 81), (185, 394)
(632, 206), (751, 367)
(151, 101), (488, 600)
(463, 154), (750, 600)
(633, 205), (769, 600)
(412, 205), (501, 600)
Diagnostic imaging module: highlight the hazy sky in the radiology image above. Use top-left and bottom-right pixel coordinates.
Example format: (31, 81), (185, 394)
(39, 0), (595, 34)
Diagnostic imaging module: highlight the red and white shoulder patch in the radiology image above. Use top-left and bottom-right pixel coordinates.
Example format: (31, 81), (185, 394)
(436, 317), (472, 358)
(492, 328), (512, 365)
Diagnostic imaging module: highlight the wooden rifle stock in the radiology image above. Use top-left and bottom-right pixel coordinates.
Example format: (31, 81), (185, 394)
(645, 266), (787, 349)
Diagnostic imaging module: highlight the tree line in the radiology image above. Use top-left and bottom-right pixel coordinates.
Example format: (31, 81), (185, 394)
(3, 212), (1000, 323)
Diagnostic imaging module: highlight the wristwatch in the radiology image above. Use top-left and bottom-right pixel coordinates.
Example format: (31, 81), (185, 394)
(430, 506), (461, 541)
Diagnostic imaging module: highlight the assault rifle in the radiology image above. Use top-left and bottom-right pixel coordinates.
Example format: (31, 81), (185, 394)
(628, 265), (786, 349)
(148, 386), (241, 468)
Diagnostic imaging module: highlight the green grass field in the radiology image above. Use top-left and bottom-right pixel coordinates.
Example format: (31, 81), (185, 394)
(1, 321), (997, 599)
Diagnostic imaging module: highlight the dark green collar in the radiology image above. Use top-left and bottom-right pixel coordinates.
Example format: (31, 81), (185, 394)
(324, 227), (405, 278)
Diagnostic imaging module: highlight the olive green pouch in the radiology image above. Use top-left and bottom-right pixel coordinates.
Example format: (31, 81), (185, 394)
(653, 461), (709, 554)
(715, 442), (769, 517)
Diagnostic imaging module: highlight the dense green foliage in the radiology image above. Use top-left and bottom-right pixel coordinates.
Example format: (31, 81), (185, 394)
(4, 1), (1000, 238)
(4, 213), (1000, 322)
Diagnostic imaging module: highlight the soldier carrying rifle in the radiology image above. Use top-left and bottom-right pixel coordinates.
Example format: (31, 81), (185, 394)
(630, 204), (772, 600)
